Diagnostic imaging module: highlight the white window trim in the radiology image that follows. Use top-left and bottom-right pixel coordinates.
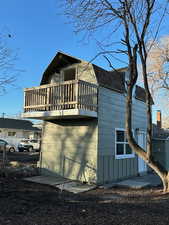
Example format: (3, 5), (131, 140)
(115, 128), (135, 159)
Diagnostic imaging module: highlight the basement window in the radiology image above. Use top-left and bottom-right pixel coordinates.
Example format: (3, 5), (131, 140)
(115, 129), (135, 159)
(63, 67), (76, 81)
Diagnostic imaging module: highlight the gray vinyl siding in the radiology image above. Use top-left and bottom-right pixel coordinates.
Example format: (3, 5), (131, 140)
(40, 119), (98, 183)
(98, 156), (138, 184)
(97, 86), (147, 184)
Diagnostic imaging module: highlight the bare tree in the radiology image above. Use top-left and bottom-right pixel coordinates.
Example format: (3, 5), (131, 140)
(0, 33), (17, 95)
(163, 116), (169, 129)
(147, 36), (169, 91)
(147, 36), (169, 128)
(62, 0), (169, 191)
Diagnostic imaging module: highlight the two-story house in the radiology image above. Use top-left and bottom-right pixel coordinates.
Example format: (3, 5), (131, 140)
(22, 52), (148, 184)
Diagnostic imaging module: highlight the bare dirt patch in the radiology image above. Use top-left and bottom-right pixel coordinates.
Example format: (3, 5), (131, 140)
(0, 168), (169, 225)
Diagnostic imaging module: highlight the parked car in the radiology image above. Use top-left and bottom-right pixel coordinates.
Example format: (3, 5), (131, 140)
(18, 139), (40, 152)
(0, 139), (16, 152)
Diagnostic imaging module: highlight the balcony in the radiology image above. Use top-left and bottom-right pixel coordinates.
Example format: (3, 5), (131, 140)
(22, 80), (98, 120)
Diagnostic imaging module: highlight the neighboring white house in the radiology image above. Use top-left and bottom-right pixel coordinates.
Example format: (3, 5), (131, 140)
(0, 118), (41, 148)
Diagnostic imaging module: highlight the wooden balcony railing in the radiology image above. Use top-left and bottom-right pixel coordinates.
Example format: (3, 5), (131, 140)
(24, 80), (98, 113)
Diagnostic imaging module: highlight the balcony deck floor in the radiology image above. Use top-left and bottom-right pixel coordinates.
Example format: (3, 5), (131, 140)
(22, 109), (97, 120)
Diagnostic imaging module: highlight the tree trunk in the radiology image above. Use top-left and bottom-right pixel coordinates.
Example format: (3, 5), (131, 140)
(147, 161), (169, 192)
(162, 173), (169, 192)
(126, 83), (169, 192)
(126, 49), (169, 192)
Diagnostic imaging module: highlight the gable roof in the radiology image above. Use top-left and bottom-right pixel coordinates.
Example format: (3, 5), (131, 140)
(93, 64), (148, 102)
(41, 52), (81, 85)
(40, 51), (149, 103)
(0, 118), (40, 131)
(92, 64), (126, 93)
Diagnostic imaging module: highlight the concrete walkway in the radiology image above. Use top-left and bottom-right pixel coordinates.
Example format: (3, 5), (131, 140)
(24, 175), (70, 186)
(24, 173), (162, 194)
(24, 175), (96, 194)
(115, 173), (162, 189)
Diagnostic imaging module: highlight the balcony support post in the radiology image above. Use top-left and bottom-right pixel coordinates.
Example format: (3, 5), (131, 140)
(75, 80), (79, 109)
(46, 87), (50, 111)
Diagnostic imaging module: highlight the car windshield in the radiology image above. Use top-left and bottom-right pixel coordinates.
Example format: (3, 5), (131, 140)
(30, 140), (38, 143)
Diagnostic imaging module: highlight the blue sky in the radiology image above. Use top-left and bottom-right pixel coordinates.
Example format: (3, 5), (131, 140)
(0, 0), (168, 123)
(0, 0), (111, 117)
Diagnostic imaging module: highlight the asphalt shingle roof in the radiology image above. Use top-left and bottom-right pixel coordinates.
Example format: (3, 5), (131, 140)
(0, 118), (40, 131)
(40, 52), (149, 103)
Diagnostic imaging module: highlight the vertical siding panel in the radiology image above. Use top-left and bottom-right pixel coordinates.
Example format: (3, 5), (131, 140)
(109, 157), (114, 181)
(101, 156), (104, 184)
(134, 157), (138, 176)
(103, 156), (108, 183)
(114, 159), (119, 181)
(107, 156), (111, 183)
(132, 158), (135, 176)
(118, 160), (123, 180)
(98, 155), (104, 184)
(130, 159), (133, 176)
(126, 158), (130, 177)
(105, 156), (109, 183)
(98, 156), (103, 184)
(123, 159), (127, 178)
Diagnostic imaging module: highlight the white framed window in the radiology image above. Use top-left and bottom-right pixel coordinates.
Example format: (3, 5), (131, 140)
(115, 128), (135, 159)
